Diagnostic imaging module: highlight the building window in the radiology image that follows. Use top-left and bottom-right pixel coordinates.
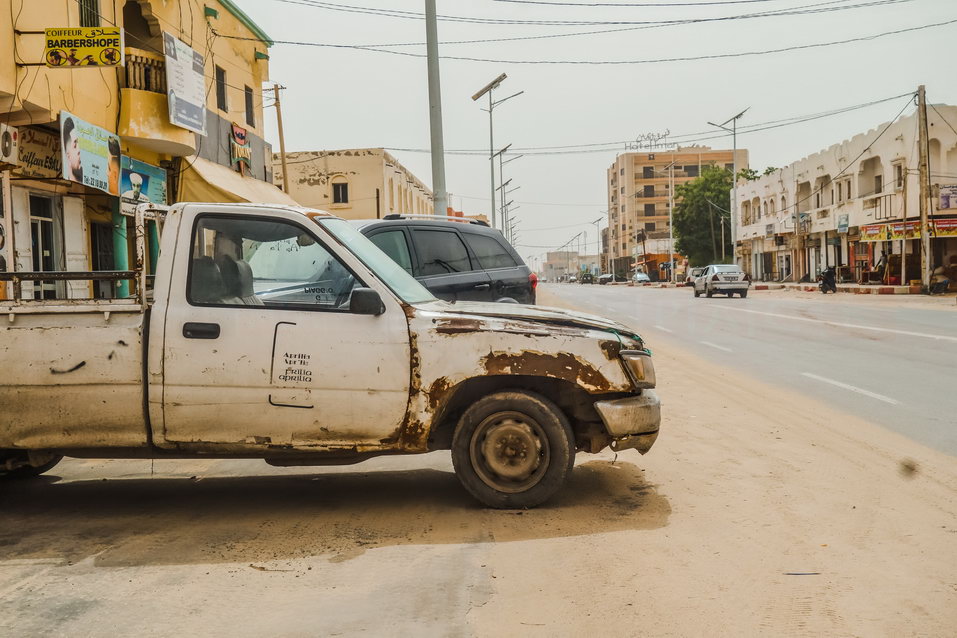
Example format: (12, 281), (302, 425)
(620, 205), (625, 212)
(643, 185), (654, 197)
(79, 0), (99, 27)
(620, 186), (624, 194)
(620, 167), (624, 176)
(644, 222), (655, 231)
(874, 175), (882, 195)
(244, 86), (255, 127)
(643, 166), (654, 178)
(215, 67), (227, 111)
(725, 163), (734, 171)
(894, 164), (904, 190)
(643, 204), (655, 216)
(684, 165), (699, 177)
(845, 181), (851, 200)
(814, 193), (820, 209)
(333, 181), (349, 204)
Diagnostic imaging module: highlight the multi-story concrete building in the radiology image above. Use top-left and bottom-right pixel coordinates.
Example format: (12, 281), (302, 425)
(274, 149), (433, 220)
(1, 0), (291, 301)
(605, 146), (748, 274)
(735, 106), (957, 284)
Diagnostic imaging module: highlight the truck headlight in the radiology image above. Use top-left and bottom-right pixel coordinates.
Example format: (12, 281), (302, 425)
(620, 350), (656, 389)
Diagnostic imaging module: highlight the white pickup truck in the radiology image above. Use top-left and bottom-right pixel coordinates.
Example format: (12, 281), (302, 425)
(0, 203), (660, 508)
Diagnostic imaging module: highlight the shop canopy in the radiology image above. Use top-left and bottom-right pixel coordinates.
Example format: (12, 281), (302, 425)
(179, 157), (299, 206)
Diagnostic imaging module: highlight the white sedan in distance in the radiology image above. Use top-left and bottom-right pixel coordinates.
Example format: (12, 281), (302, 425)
(693, 264), (751, 298)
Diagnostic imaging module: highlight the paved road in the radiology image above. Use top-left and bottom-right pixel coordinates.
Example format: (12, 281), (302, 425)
(542, 284), (957, 456)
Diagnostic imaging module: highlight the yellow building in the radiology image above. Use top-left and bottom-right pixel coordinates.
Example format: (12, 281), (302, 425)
(0, 0), (292, 300)
(274, 149), (434, 220)
(605, 146), (748, 271)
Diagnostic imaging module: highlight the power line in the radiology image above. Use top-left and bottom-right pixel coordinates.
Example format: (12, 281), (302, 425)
(216, 16), (952, 66)
(493, 0), (813, 5)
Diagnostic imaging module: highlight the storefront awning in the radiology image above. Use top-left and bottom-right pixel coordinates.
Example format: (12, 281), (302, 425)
(179, 157), (299, 206)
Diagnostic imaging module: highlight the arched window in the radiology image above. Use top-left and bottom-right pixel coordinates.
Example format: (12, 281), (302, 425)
(331, 176), (349, 204)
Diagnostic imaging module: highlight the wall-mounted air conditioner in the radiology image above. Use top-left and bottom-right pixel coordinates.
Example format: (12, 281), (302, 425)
(0, 124), (18, 169)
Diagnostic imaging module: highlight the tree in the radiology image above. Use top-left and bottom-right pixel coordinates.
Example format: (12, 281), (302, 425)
(673, 166), (733, 266)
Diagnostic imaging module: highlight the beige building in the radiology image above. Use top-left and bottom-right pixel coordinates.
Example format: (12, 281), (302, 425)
(605, 146), (748, 271)
(274, 149), (433, 219)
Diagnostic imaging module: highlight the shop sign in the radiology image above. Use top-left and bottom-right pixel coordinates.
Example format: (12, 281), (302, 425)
(59, 111), (121, 196)
(939, 184), (957, 210)
(933, 219), (957, 237)
(859, 224), (887, 242)
(230, 123), (252, 174)
(887, 221), (920, 240)
(120, 157), (167, 217)
(44, 27), (123, 68)
(837, 214), (849, 234)
(163, 32), (207, 135)
(14, 127), (61, 179)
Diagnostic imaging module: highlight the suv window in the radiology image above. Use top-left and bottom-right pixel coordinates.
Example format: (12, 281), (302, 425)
(368, 230), (414, 275)
(413, 229), (472, 276)
(461, 232), (517, 270)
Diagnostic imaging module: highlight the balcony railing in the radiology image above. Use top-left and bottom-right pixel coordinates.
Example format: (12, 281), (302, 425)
(634, 191), (669, 199)
(124, 47), (166, 94)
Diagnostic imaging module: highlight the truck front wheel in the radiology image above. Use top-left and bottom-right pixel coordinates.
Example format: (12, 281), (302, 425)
(451, 391), (574, 509)
(0, 451), (63, 480)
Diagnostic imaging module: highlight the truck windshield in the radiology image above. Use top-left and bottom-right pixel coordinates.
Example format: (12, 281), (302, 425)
(316, 218), (437, 304)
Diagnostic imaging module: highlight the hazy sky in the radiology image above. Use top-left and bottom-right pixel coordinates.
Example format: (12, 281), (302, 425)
(237, 0), (955, 264)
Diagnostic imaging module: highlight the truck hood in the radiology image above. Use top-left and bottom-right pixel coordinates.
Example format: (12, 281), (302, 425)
(413, 300), (643, 342)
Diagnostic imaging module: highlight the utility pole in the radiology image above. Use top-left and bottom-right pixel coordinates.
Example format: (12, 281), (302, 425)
(708, 107), (749, 265)
(668, 158), (676, 283)
(425, 0), (448, 216)
(917, 85), (932, 289)
(273, 84), (289, 193)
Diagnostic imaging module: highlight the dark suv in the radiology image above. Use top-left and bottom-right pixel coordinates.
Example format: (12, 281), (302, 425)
(353, 215), (536, 304)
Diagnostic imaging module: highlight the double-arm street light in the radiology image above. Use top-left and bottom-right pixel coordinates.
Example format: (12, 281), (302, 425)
(707, 107), (749, 257)
(472, 74), (523, 230)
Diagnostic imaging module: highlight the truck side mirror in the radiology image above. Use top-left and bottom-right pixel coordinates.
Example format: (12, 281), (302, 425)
(349, 287), (385, 316)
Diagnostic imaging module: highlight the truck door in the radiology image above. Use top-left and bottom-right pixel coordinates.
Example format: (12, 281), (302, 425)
(159, 210), (411, 450)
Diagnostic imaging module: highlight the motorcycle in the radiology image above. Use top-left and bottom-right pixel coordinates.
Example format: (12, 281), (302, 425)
(817, 268), (837, 294)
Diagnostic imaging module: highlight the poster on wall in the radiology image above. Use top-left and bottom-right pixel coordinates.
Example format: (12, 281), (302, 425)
(44, 27), (123, 68)
(59, 111), (120, 196)
(120, 157), (167, 217)
(230, 123), (251, 174)
(15, 127), (61, 179)
(933, 219), (957, 237)
(939, 185), (957, 210)
(163, 32), (207, 135)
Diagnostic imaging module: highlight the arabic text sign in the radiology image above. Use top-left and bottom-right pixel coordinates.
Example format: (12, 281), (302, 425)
(45, 27), (123, 68)
(859, 224), (887, 242)
(15, 127), (61, 179)
(120, 157), (167, 217)
(60, 111), (120, 196)
(163, 32), (207, 135)
(933, 219), (957, 237)
(939, 184), (957, 210)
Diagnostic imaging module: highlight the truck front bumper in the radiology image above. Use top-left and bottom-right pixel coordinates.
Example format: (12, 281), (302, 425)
(593, 391), (661, 455)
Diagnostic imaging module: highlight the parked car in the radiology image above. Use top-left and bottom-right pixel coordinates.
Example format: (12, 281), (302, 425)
(685, 267), (705, 286)
(693, 264), (751, 298)
(598, 273), (626, 285)
(353, 215), (535, 304)
(0, 202), (662, 509)
(568, 275), (577, 283)
(579, 272), (595, 284)
(632, 272), (651, 283)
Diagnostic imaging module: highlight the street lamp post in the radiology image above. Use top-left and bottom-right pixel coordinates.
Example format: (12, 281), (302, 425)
(424, 0), (447, 216)
(472, 74), (522, 230)
(708, 107), (749, 263)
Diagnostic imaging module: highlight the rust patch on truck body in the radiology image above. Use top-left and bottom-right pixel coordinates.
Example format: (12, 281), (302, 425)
(482, 350), (615, 393)
(434, 318), (483, 335)
(600, 340), (622, 361)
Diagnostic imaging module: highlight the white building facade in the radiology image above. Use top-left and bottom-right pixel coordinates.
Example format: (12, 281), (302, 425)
(735, 106), (957, 285)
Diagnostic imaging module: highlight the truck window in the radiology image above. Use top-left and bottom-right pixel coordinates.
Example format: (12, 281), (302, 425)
(368, 230), (414, 275)
(188, 215), (359, 310)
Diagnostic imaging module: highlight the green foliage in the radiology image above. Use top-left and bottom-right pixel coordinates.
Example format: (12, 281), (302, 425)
(737, 168), (759, 181)
(763, 166), (778, 176)
(673, 166), (733, 267)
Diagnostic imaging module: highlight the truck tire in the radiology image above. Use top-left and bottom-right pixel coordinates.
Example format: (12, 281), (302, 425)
(706, 287), (713, 298)
(451, 391), (574, 509)
(0, 451), (63, 480)
(740, 290), (748, 298)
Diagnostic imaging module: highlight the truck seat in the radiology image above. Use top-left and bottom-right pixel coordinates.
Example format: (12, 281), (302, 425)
(217, 255), (264, 306)
(191, 257), (229, 304)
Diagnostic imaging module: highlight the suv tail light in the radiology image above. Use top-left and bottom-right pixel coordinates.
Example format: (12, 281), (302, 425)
(712, 273), (720, 281)
(529, 272), (539, 290)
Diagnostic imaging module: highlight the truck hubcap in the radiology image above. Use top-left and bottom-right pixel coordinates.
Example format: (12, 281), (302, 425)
(470, 412), (549, 493)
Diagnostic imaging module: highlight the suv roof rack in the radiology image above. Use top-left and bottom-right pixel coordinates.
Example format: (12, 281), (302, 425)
(381, 213), (490, 227)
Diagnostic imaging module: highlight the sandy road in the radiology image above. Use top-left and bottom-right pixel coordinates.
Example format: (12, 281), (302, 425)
(1, 290), (955, 636)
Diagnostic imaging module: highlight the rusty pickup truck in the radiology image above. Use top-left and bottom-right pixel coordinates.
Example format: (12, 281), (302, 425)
(0, 203), (660, 508)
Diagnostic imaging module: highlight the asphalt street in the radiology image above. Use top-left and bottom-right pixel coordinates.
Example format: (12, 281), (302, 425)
(542, 284), (957, 456)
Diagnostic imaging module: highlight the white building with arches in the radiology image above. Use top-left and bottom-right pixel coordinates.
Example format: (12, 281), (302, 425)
(735, 105), (957, 284)
(273, 148), (433, 220)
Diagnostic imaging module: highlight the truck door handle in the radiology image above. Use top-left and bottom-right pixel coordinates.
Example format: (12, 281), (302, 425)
(473, 283), (490, 290)
(183, 322), (220, 339)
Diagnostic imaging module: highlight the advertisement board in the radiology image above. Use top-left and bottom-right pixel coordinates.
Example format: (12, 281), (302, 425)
(859, 224), (887, 242)
(837, 214), (849, 234)
(44, 27), (123, 68)
(120, 157), (167, 216)
(59, 111), (121, 196)
(933, 219), (957, 237)
(887, 221), (920, 240)
(15, 127), (61, 179)
(163, 32), (207, 135)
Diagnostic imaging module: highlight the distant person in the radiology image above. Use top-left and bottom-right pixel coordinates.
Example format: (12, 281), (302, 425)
(875, 250), (888, 273)
(930, 266), (951, 295)
(62, 117), (83, 183)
